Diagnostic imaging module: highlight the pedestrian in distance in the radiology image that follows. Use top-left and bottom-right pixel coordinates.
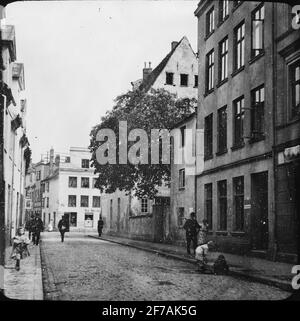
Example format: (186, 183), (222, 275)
(198, 219), (209, 246)
(58, 215), (69, 242)
(31, 215), (44, 245)
(11, 227), (30, 271)
(183, 212), (201, 256)
(97, 216), (104, 237)
(25, 215), (35, 240)
(195, 240), (215, 273)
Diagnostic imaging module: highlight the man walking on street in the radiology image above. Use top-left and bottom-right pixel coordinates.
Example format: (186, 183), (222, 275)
(25, 215), (35, 240)
(58, 215), (69, 242)
(97, 216), (104, 237)
(183, 212), (200, 255)
(31, 215), (44, 245)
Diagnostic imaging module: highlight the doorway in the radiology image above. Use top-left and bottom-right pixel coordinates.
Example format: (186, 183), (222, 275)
(251, 171), (268, 250)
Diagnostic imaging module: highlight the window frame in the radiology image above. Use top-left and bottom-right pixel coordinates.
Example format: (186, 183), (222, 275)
(217, 180), (227, 231)
(233, 96), (245, 148)
(206, 6), (215, 37)
(219, 0), (229, 24)
(234, 21), (245, 71)
(204, 183), (213, 231)
(81, 177), (90, 188)
(141, 198), (148, 213)
(177, 207), (185, 227)
(68, 195), (77, 207)
(233, 176), (244, 231)
(250, 84), (265, 141)
(81, 159), (90, 169)
(217, 105), (227, 155)
(206, 49), (215, 93)
(179, 168), (185, 190)
(92, 196), (101, 208)
(166, 72), (174, 85)
(69, 176), (77, 188)
(289, 59), (300, 120)
(180, 74), (188, 87)
(251, 3), (265, 59)
(219, 36), (229, 82)
(80, 195), (89, 208)
(204, 113), (213, 159)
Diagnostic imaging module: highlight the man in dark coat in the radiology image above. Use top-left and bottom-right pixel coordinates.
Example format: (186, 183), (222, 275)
(25, 215), (35, 240)
(183, 212), (200, 255)
(31, 215), (44, 245)
(58, 215), (69, 242)
(97, 216), (104, 237)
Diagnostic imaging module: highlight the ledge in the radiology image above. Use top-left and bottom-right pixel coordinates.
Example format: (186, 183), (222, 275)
(230, 231), (246, 237)
(216, 148), (228, 156)
(204, 30), (214, 41)
(232, 1), (243, 12)
(216, 231), (228, 236)
(249, 51), (265, 65)
(276, 116), (300, 130)
(231, 142), (245, 151)
(204, 154), (213, 161)
(249, 136), (265, 144)
(129, 214), (153, 219)
(217, 14), (229, 28)
(204, 88), (214, 97)
(231, 65), (245, 78)
(216, 78), (228, 88)
(178, 187), (186, 191)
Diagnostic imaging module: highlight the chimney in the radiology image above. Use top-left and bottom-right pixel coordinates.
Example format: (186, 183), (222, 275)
(171, 41), (178, 51)
(49, 147), (54, 174)
(143, 62), (152, 80)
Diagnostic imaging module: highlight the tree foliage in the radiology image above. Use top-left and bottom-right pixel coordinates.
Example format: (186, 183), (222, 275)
(89, 88), (196, 199)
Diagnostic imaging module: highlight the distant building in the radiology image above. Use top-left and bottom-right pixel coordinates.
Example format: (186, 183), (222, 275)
(39, 147), (102, 232)
(102, 36), (198, 241)
(194, 1), (300, 262)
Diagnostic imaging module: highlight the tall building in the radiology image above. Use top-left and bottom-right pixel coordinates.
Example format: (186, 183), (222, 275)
(194, 1), (300, 262)
(102, 36), (198, 241)
(39, 147), (102, 231)
(1, 9), (30, 247)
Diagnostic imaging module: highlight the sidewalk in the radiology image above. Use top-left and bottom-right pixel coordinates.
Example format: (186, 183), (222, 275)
(88, 233), (294, 292)
(3, 243), (43, 300)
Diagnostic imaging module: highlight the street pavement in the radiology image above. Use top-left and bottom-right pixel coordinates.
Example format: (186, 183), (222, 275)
(40, 232), (290, 300)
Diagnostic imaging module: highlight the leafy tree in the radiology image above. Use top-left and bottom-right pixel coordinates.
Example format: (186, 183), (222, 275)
(89, 88), (196, 199)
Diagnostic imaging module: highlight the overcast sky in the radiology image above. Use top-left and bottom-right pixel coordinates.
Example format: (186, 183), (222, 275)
(6, 0), (198, 163)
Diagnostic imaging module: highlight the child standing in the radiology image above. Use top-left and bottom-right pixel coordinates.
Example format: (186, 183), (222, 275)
(11, 227), (30, 271)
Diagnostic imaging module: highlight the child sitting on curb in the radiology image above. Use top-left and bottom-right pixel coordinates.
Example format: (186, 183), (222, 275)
(195, 241), (215, 273)
(11, 227), (30, 271)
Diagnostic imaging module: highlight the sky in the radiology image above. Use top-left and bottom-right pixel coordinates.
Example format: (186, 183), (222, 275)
(5, 0), (198, 163)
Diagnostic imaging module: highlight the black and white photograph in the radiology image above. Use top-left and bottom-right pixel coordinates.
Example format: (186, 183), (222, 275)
(0, 0), (300, 307)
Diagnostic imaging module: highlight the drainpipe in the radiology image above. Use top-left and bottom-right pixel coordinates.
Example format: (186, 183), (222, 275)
(271, 2), (278, 261)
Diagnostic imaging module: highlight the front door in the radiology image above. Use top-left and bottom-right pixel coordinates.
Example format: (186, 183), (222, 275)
(251, 171), (268, 250)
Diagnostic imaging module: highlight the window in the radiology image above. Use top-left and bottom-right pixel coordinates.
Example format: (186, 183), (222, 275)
(194, 75), (198, 88)
(206, 50), (214, 92)
(84, 214), (94, 227)
(70, 212), (77, 227)
(179, 169), (185, 189)
(204, 183), (213, 230)
(290, 60), (300, 119)
(65, 156), (71, 163)
(81, 177), (90, 188)
(180, 74), (188, 87)
(206, 6), (215, 36)
(166, 72), (174, 85)
(217, 106), (227, 154)
(204, 114), (213, 159)
(219, 37), (228, 82)
(219, 0), (229, 23)
(69, 177), (77, 188)
(68, 195), (76, 207)
(36, 171), (41, 181)
(251, 85), (265, 140)
(180, 125), (186, 147)
(80, 195), (89, 207)
(233, 1), (242, 9)
(110, 199), (113, 227)
(141, 199), (148, 213)
(93, 196), (101, 208)
(177, 207), (185, 227)
(46, 182), (49, 192)
(251, 4), (264, 58)
(92, 178), (97, 188)
(46, 197), (49, 208)
(41, 198), (45, 208)
(81, 159), (89, 168)
(41, 183), (45, 193)
(233, 96), (244, 147)
(218, 180), (227, 230)
(233, 176), (244, 231)
(234, 22), (245, 71)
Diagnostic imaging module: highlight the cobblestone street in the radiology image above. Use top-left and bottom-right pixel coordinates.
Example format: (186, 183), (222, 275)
(40, 232), (290, 301)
